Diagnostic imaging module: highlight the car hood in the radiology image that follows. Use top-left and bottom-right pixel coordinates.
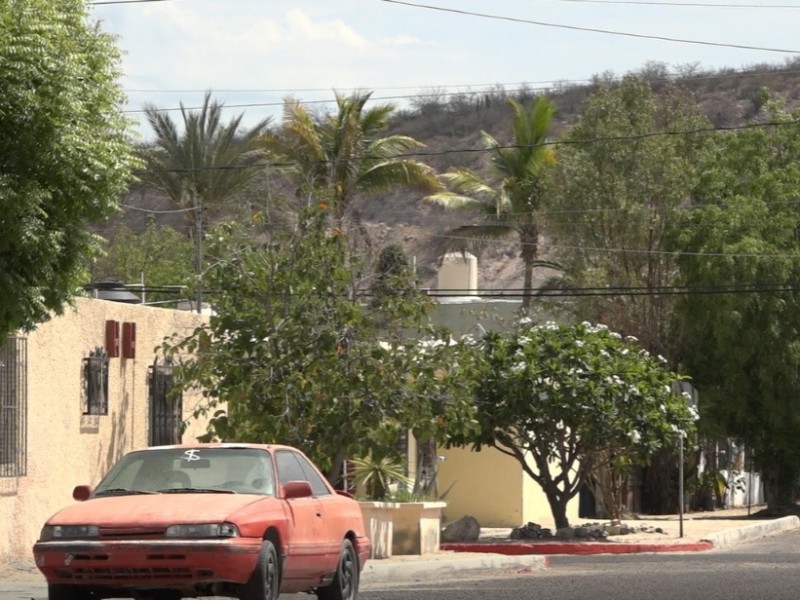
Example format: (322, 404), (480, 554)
(46, 493), (267, 527)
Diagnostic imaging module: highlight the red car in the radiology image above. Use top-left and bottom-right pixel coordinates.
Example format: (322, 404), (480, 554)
(33, 443), (371, 600)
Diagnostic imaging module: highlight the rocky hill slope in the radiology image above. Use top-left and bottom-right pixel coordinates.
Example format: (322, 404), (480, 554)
(115, 60), (800, 293)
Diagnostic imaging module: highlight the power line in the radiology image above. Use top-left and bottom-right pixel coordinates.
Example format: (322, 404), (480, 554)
(91, 0), (173, 5)
(118, 202), (197, 214)
(124, 82), (541, 94)
(128, 74), (800, 115)
(427, 283), (800, 298)
(378, 0), (800, 54)
(121, 67), (800, 100)
(130, 118), (800, 177)
(552, 0), (800, 7)
(102, 206), (800, 260)
(425, 230), (800, 259)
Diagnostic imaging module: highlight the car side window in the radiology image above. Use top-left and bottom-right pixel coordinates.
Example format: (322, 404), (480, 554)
(275, 450), (331, 497)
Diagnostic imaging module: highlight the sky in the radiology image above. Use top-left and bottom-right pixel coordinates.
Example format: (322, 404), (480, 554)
(88, 0), (800, 139)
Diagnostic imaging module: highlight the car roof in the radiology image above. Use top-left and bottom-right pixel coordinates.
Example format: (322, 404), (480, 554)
(133, 442), (301, 453)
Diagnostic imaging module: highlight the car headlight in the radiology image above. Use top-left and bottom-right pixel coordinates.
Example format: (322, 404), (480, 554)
(165, 523), (239, 538)
(40, 525), (100, 541)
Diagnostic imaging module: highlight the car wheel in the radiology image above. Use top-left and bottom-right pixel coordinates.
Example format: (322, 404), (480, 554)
(239, 539), (280, 600)
(47, 584), (84, 600)
(317, 539), (358, 600)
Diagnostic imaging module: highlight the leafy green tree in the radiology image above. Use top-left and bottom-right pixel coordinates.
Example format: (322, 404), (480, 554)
(370, 244), (419, 321)
(546, 76), (711, 356)
(92, 220), (196, 305)
(669, 103), (800, 513)
(452, 320), (696, 528)
(425, 97), (560, 312)
(0, 0), (136, 339)
(163, 207), (477, 484)
(261, 90), (439, 226)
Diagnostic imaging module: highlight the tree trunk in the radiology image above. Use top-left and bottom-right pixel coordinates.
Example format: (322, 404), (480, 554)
(541, 482), (571, 529)
(762, 462), (797, 514)
(519, 225), (538, 314)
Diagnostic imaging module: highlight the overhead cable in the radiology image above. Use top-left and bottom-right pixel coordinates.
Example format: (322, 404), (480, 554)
(378, 0), (800, 54)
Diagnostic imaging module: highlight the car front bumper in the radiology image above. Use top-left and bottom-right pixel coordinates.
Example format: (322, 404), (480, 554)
(33, 537), (263, 588)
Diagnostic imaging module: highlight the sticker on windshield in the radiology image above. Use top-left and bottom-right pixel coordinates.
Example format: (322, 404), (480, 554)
(183, 449), (201, 462)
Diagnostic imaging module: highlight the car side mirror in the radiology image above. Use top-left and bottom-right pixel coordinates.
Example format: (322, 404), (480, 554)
(72, 485), (93, 502)
(282, 480), (313, 499)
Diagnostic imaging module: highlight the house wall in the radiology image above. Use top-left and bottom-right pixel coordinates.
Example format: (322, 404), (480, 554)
(0, 297), (208, 566)
(438, 445), (579, 528)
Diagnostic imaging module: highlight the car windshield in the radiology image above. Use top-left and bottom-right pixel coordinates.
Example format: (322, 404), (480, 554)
(93, 447), (276, 496)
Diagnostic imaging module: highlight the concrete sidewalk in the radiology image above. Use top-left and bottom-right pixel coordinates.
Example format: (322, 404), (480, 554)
(361, 505), (800, 585)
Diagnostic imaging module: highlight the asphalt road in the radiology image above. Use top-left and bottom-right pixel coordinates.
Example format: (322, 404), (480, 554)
(6, 529), (799, 600)
(354, 528), (800, 600)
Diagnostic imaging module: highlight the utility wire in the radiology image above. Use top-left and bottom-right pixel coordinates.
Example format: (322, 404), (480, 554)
(553, 0), (800, 7)
(428, 283), (800, 298)
(91, 0), (173, 5)
(111, 196), (800, 221)
(119, 203), (198, 214)
(121, 67), (800, 100)
(378, 0), (800, 54)
(127, 72), (800, 114)
(130, 118), (800, 176)
(425, 231), (800, 259)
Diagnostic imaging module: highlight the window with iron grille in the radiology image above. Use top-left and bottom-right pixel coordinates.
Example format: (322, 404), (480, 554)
(0, 337), (27, 477)
(83, 347), (109, 415)
(148, 357), (183, 446)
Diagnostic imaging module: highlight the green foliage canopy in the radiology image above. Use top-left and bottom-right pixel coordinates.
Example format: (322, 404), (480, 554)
(92, 220), (196, 305)
(164, 208), (478, 484)
(547, 76), (712, 355)
(454, 320), (696, 528)
(669, 102), (800, 511)
(0, 0), (136, 338)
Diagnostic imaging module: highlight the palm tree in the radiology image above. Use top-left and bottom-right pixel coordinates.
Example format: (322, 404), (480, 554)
(142, 91), (270, 230)
(261, 90), (439, 226)
(142, 91), (270, 310)
(425, 96), (560, 312)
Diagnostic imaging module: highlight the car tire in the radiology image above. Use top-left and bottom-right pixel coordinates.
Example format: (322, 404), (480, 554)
(47, 584), (84, 600)
(316, 539), (358, 600)
(239, 539), (280, 600)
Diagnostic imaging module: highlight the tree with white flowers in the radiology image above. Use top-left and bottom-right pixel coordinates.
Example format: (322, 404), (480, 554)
(452, 320), (697, 528)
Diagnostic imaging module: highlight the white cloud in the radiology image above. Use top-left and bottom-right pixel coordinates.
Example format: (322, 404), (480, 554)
(92, 0), (798, 137)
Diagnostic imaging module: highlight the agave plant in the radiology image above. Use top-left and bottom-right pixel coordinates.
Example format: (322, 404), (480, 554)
(350, 453), (412, 501)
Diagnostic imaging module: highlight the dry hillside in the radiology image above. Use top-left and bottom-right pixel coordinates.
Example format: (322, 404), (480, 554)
(113, 59), (800, 293)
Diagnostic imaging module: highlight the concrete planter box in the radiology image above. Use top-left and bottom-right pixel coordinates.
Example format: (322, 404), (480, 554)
(359, 501), (447, 557)
(391, 501), (447, 556)
(359, 501), (401, 559)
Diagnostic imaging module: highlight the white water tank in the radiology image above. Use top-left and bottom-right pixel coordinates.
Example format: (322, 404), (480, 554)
(437, 252), (478, 296)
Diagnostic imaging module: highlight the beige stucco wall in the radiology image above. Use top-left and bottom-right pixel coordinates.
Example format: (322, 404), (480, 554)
(0, 297), (208, 566)
(438, 445), (579, 528)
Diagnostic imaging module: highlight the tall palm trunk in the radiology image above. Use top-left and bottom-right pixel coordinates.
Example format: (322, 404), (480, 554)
(519, 224), (539, 313)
